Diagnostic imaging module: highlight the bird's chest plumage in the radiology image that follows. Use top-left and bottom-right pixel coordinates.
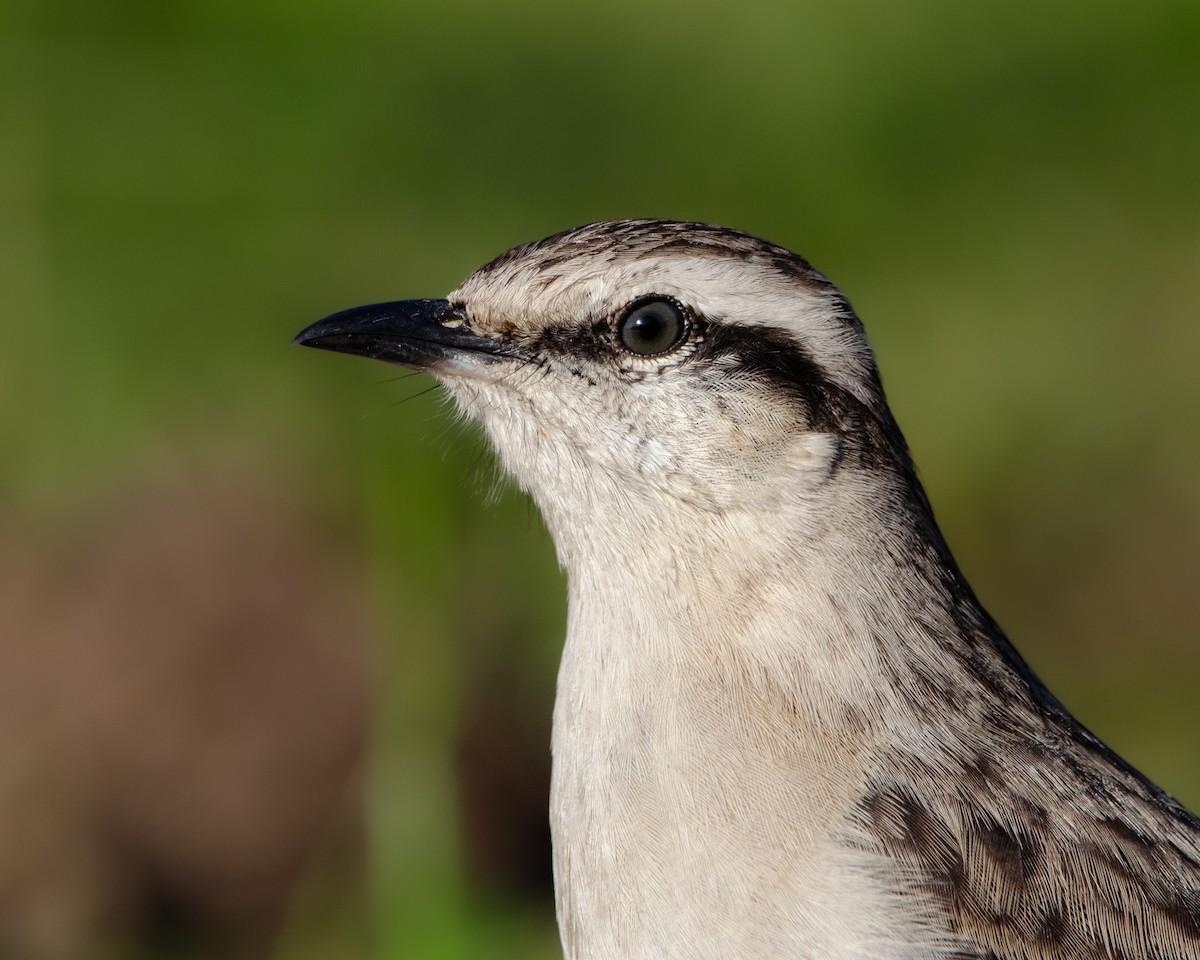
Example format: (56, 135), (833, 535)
(547, 610), (929, 960)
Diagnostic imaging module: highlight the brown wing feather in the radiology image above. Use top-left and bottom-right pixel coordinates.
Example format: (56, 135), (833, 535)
(860, 725), (1200, 959)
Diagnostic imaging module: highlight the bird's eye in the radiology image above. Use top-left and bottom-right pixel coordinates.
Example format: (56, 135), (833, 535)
(618, 299), (688, 357)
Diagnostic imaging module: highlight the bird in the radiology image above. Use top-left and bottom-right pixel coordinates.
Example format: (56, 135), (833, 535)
(295, 220), (1200, 959)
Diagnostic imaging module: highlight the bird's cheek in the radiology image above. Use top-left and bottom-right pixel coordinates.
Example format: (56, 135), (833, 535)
(780, 432), (842, 488)
(683, 430), (841, 509)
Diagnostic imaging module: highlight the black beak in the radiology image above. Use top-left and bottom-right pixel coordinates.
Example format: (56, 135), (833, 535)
(293, 299), (503, 371)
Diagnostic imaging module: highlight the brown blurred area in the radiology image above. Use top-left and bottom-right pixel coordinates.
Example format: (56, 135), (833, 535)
(0, 463), (373, 958)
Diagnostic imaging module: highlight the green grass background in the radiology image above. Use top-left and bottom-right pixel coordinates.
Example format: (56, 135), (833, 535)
(3, 0), (1198, 957)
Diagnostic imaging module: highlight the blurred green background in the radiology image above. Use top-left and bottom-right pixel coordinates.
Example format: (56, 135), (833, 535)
(2, 0), (1198, 957)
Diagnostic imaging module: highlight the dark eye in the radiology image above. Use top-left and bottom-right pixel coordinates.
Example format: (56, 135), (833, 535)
(618, 299), (688, 357)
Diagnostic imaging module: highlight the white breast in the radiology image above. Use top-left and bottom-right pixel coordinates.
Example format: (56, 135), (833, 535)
(546, 515), (953, 960)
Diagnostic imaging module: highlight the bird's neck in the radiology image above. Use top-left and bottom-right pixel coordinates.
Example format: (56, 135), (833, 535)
(542, 469), (985, 729)
(543, 475), (993, 958)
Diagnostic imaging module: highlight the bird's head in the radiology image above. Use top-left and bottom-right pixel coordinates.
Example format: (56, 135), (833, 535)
(296, 221), (919, 547)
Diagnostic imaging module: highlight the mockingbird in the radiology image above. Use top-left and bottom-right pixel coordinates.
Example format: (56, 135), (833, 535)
(295, 220), (1200, 959)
